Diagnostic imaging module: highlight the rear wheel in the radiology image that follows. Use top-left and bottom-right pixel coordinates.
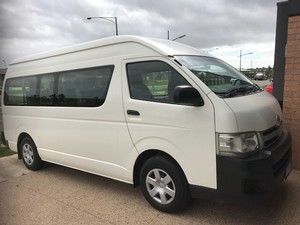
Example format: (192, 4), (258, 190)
(139, 156), (190, 213)
(20, 137), (43, 171)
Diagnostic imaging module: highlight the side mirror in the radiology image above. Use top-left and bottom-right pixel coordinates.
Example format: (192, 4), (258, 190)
(173, 85), (204, 106)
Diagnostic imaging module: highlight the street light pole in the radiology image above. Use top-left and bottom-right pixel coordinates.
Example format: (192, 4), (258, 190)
(206, 47), (218, 53)
(115, 17), (118, 36)
(87, 16), (118, 36)
(172, 34), (186, 41)
(250, 57), (260, 79)
(167, 31), (186, 41)
(239, 49), (253, 71)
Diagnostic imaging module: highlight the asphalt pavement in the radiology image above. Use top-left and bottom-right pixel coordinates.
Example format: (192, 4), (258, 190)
(252, 79), (271, 87)
(0, 155), (300, 225)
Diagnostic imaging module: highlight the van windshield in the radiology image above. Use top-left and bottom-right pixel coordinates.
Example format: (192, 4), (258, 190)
(175, 56), (261, 98)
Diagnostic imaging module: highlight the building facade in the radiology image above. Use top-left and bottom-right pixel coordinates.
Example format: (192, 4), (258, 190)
(274, 0), (300, 169)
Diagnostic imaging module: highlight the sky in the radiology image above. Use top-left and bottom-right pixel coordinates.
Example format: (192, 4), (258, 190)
(0, 0), (282, 69)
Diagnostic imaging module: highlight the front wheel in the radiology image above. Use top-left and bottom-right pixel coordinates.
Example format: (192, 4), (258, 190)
(139, 156), (190, 213)
(20, 137), (43, 171)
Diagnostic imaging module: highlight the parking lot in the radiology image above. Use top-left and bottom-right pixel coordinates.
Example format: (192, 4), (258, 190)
(252, 79), (270, 87)
(0, 155), (300, 225)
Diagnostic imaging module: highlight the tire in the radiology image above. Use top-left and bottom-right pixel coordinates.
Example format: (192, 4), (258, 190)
(20, 137), (43, 171)
(139, 156), (190, 213)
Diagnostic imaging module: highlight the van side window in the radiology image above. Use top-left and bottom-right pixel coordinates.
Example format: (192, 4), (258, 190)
(40, 74), (55, 105)
(57, 67), (113, 107)
(4, 76), (38, 106)
(127, 61), (189, 103)
(4, 65), (114, 107)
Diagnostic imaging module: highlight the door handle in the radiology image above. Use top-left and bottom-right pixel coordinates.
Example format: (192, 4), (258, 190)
(127, 110), (140, 116)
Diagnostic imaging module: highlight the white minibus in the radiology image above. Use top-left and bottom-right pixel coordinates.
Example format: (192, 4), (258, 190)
(2, 36), (292, 213)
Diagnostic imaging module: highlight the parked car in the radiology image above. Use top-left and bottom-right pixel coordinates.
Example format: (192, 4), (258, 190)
(254, 73), (267, 80)
(265, 80), (273, 95)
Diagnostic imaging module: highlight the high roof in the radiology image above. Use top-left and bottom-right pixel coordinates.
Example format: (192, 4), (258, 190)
(11, 35), (210, 65)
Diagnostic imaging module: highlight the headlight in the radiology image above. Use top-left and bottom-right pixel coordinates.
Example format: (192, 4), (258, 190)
(218, 132), (260, 157)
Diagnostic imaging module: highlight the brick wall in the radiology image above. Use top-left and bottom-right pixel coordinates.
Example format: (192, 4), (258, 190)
(283, 15), (300, 169)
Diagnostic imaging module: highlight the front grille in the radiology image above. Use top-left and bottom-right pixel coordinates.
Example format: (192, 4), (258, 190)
(260, 124), (282, 149)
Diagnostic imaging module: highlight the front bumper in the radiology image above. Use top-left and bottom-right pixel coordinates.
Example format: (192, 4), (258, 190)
(190, 129), (292, 202)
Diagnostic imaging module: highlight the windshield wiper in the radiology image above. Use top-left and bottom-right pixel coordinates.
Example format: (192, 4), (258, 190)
(218, 85), (259, 98)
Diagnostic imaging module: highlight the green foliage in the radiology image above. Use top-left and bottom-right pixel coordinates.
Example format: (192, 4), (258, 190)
(0, 145), (16, 157)
(0, 133), (16, 157)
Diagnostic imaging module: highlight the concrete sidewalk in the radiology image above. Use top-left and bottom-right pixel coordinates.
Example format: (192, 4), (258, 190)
(1, 155), (300, 225)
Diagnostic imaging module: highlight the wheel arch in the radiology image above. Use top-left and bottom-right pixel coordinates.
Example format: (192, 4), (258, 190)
(133, 149), (188, 188)
(17, 132), (33, 159)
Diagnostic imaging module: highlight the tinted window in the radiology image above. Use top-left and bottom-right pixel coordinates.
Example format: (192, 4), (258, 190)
(40, 74), (55, 105)
(57, 67), (113, 107)
(127, 61), (189, 103)
(4, 76), (38, 106)
(4, 65), (114, 107)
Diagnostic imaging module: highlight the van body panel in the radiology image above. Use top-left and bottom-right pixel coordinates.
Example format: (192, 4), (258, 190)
(122, 58), (217, 188)
(207, 92), (239, 133)
(7, 42), (160, 78)
(124, 100), (217, 188)
(224, 91), (283, 132)
(3, 63), (138, 183)
(10, 36), (210, 66)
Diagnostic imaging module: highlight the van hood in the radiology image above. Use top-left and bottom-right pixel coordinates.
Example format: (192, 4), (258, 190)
(224, 91), (282, 132)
